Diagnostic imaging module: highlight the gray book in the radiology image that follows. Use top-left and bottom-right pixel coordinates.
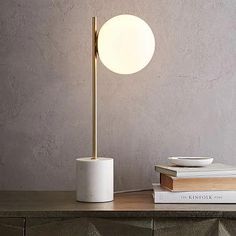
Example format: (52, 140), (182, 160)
(155, 163), (236, 177)
(153, 184), (236, 203)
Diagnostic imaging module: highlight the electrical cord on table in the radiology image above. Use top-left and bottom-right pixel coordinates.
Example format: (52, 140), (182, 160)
(114, 188), (152, 194)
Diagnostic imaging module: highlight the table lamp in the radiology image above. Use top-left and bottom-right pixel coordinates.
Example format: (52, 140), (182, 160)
(76, 14), (155, 202)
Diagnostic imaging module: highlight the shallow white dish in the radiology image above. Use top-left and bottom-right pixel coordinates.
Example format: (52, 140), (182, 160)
(168, 157), (214, 167)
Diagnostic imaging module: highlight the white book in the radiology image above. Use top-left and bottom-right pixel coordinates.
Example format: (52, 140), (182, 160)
(155, 163), (236, 177)
(153, 184), (236, 203)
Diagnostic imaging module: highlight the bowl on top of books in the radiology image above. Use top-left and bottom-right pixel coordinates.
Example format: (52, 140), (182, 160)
(168, 157), (214, 167)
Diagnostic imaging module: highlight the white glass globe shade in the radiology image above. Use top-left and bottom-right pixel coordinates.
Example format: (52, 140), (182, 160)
(97, 14), (155, 74)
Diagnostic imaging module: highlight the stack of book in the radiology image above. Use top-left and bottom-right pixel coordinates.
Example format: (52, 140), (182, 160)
(153, 163), (236, 203)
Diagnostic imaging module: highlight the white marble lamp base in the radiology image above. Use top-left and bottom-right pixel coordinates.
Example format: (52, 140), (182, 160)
(76, 157), (114, 202)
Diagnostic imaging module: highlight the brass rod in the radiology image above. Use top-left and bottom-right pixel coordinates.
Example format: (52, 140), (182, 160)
(92, 17), (98, 159)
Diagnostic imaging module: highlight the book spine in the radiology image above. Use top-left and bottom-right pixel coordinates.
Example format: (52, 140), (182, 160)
(177, 170), (236, 178)
(155, 166), (176, 177)
(160, 174), (236, 191)
(154, 191), (236, 203)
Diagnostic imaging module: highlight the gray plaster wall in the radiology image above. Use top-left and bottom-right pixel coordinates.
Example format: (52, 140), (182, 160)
(0, 0), (236, 190)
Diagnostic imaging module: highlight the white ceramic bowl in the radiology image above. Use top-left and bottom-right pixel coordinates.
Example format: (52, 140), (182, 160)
(168, 157), (214, 167)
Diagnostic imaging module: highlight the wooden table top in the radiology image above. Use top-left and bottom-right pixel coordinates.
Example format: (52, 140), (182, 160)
(0, 191), (235, 218)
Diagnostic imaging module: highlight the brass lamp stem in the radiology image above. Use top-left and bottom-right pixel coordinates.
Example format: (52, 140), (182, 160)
(92, 17), (98, 159)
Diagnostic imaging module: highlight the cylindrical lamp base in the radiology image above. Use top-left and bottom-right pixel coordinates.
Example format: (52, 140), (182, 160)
(76, 157), (114, 202)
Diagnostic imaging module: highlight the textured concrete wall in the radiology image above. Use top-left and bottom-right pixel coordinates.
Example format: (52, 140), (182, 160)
(0, 0), (236, 190)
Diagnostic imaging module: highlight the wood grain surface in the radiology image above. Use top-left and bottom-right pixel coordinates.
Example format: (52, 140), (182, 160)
(0, 218), (24, 236)
(0, 191), (235, 218)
